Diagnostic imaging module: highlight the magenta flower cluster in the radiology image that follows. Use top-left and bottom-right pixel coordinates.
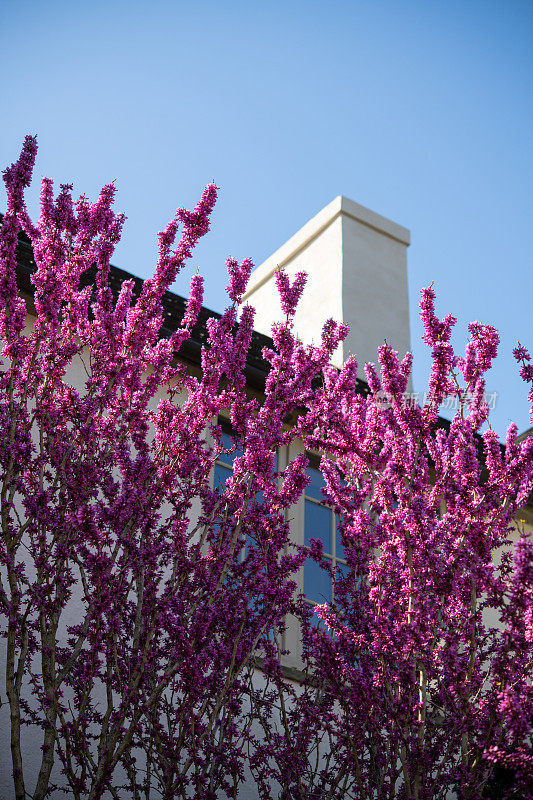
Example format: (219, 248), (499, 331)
(1, 138), (532, 800)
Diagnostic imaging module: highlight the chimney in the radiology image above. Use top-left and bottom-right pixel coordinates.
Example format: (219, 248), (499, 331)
(243, 196), (411, 381)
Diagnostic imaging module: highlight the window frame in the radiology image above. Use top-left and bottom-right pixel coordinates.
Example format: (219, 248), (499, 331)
(303, 452), (347, 620)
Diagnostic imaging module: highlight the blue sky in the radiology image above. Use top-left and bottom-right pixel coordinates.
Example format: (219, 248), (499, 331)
(1, 0), (532, 438)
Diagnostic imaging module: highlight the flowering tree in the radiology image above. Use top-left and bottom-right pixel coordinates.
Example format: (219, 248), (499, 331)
(0, 138), (348, 799)
(247, 294), (533, 799)
(1, 138), (532, 800)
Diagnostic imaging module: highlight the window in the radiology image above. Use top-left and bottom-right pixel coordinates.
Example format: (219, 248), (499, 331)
(213, 419), (279, 643)
(212, 419), (247, 561)
(213, 420), (242, 492)
(303, 457), (347, 627)
(212, 418), (277, 559)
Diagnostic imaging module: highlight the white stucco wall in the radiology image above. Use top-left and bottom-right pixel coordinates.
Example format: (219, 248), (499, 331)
(243, 196), (411, 380)
(340, 199), (411, 377)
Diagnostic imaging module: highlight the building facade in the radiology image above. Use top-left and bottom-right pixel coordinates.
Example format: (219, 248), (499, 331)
(1, 197), (531, 798)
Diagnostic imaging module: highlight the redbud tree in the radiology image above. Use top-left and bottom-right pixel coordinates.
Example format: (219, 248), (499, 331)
(246, 304), (533, 800)
(0, 137), (350, 800)
(1, 138), (532, 800)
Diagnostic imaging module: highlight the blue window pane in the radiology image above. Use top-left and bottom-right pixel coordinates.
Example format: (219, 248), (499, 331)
(304, 500), (332, 552)
(214, 462), (232, 490)
(305, 465), (326, 501)
(245, 532), (255, 556)
(217, 430), (243, 466)
(336, 561), (350, 580)
(255, 490), (264, 504)
(304, 557), (332, 604)
(335, 516), (345, 560)
(308, 604), (329, 632)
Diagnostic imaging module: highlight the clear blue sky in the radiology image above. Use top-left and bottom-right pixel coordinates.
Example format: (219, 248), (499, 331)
(1, 0), (532, 439)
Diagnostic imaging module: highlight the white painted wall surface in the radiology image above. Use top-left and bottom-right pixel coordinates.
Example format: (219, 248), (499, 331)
(243, 196), (411, 381)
